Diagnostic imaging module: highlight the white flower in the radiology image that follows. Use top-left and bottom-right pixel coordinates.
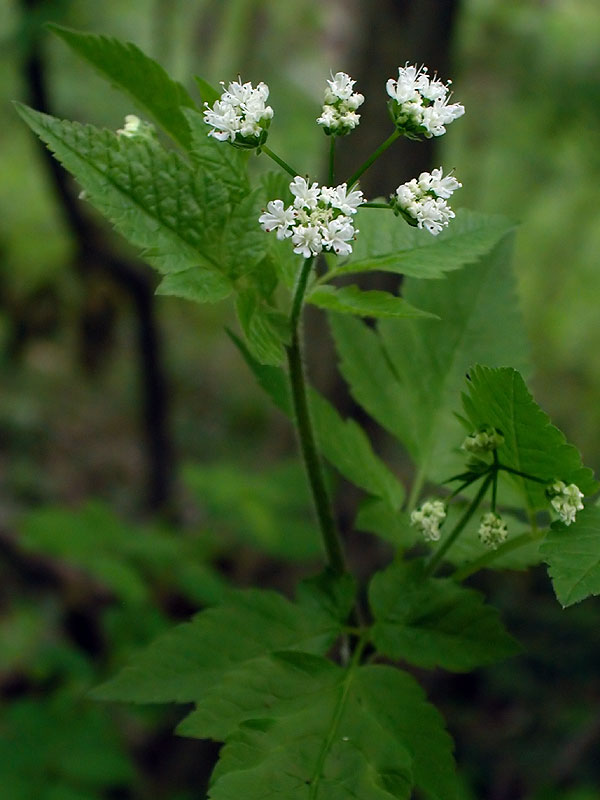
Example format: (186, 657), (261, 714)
(258, 200), (296, 239)
(320, 183), (364, 215)
(204, 79), (273, 147)
(321, 217), (356, 256)
(292, 225), (322, 258)
(317, 71), (364, 136)
(547, 481), (584, 526)
(462, 427), (504, 455)
(410, 499), (446, 542)
(387, 63), (464, 139)
(290, 176), (321, 210)
(259, 177), (363, 258)
(478, 512), (508, 549)
(392, 167), (461, 236)
(117, 114), (156, 140)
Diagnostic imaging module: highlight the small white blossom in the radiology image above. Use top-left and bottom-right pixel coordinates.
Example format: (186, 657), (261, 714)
(204, 79), (273, 148)
(462, 427), (504, 456)
(391, 167), (461, 236)
(410, 499), (446, 542)
(386, 63), (464, 139)
(478, 512), (508, 549)
(547, 481), (584, 526)
(117, 114), (156, 140)
(258, 200), (296, 240)
(259, 177), (364, 258)
(317, 71), (364, 136)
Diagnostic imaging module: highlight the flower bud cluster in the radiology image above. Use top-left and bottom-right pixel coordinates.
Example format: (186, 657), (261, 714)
(386, 64), (464, 139)
(391, 167), (462, 236)
(317, 72), (364, 136)
(546, 481), (584, 526)
(462, 426), (504, 456)
(410, 499), (447, 542)
(478, 512), (508, 549)
(258, 177), (364, 258)
(203, 80), (273, 148)
(117, 114), (156, 141)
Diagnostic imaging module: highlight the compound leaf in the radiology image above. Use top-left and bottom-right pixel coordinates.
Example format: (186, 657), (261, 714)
(369, 561), (519, 671)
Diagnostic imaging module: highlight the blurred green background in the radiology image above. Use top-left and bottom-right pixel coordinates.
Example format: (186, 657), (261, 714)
(1, 1), (599, 798)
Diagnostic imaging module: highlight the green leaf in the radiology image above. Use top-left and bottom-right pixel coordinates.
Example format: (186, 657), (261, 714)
(184, 107), (250, 204)
(49, 24), (195, 149)
(369, 561), (519, 671)
(540, 505), (600, 606)
(235, 290), (289, 365)
(188, 653), (458, 800)
(94, 588), (343, 704)
(228, 332), (405, 507)
(330, 230), (531, 484)
(330, 209), (514, 280)
(307, 284), (436, 319)
(462, 366), (597, 510)
(355, 499), (416, 548)
(156, 266), (233, 303)
(194, 76), (221, 106)
(17, 106), (271, 294)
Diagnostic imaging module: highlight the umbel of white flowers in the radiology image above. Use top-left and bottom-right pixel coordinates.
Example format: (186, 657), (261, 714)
(391, 167), (462, 236)
(203, 79), (273, 148)
(478, 512), (508, 550)
(386, 63), (465, 139)
(546, 481), (584, 526)
(317, 72), (364, 136)
(259, 177), (364, 258)
(410, 499), (447, 542)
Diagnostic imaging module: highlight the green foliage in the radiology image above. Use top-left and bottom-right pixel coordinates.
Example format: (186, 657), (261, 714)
(182, 460), (323, 560)
(328, 209), (514, 280)
(369, 561), (519, 671)
(541, 505), (600, 606)
(306, 284), (436, 319)
(230, 333), (405, 509)
(330, 229), (529, 486)
(94, 586), (349, 705)
(49, 24), (196, 149)
(462, 366), (598, 509)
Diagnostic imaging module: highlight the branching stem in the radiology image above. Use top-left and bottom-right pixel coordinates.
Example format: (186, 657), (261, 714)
(261, 144), (299, 178)
(347, 129), (401, 188)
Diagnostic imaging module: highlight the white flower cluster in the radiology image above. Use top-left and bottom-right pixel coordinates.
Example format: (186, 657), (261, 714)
(478, 512), (508, 549)
(203, 79), (273, 147)
(258, 177), (364, 258)
(391, 167), (462, 236)
(317, 72), (364, 136)
(462, 427), (504, 455)
(386, 63), (464, 139)
(547, 481), (584, 526)
(410, 499), (447, 542)
(117, 114), (156, 140)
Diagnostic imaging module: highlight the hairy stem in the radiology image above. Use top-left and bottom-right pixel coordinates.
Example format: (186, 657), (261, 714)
(286, 259), (346, 574)
(347, 128), (401, 188)
(425, 473), (493, 577)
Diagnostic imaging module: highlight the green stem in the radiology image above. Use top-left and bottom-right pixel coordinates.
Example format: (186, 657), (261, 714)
(362, 202), (393, 209)
(328, 135), (336, 185)
(261, 145), (299, 179)
(286, 259), (346, 575)
(424, 473), (493, 577)
(452, 527), (547, 582)
(497, 464), (548, 484)
(347, 129), (401, 188)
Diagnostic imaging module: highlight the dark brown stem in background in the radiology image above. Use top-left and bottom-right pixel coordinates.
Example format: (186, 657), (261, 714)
(20, 0), (174, 512)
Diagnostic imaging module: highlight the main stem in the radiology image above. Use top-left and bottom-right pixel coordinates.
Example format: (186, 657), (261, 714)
(286, 259), (346, 574)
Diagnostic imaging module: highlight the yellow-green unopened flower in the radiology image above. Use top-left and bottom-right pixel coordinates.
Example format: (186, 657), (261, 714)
(410, 499), (446, 542)
(478, 512), (508, 549)
(546, 481), (584, 526)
